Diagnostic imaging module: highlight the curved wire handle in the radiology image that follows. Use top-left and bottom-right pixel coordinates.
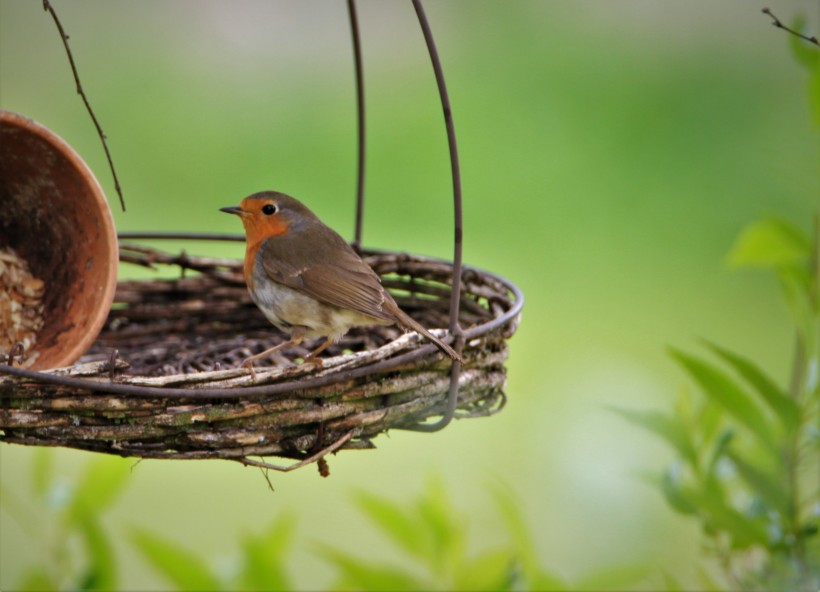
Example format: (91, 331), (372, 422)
(409, 0), (464, 431)
(347, 0), (367, 251)
(347, 1), (464, 431)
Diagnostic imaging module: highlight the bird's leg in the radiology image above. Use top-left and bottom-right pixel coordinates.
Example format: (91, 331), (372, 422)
(303, 337), (335, 368)
(241, 328), (305, 376)
(241, 340), (294, 377)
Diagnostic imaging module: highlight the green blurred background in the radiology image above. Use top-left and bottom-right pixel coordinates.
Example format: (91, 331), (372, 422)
(1, 0), (817, 589)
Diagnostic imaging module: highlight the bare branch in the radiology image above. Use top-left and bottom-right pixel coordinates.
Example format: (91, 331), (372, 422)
(762, 7), (819, 46)
(43, 0), (126, 211)
(235, 431), (354, 473)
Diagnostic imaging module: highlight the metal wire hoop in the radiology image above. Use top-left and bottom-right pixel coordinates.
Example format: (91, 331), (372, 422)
(346, 1), (466, 431)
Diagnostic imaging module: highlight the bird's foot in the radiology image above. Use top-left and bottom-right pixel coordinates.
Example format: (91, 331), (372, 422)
(303, 355), (324, 369)
(240, 358), (258, 379)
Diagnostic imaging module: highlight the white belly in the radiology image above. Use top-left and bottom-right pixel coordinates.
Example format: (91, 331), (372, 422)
(249, 265), (388, 341)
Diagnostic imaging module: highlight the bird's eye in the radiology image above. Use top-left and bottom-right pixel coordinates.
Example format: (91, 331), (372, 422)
(261, 204), (278, 216)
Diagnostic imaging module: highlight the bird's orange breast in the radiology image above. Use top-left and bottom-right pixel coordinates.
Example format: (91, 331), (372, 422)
(242, 216), (288, 283)
(244, 240), (262, 286)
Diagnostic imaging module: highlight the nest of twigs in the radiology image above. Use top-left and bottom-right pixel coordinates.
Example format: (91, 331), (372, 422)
(0, 237), (522, 473)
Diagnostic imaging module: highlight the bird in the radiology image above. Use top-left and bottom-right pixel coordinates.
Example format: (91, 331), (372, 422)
(220, 191), (462, 374)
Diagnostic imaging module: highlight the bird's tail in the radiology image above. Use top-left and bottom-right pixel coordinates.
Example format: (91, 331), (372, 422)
(393, 308), (462, 363)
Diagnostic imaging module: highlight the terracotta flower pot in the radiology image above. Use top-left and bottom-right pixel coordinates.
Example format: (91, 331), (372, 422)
(0, 110), (118, 370)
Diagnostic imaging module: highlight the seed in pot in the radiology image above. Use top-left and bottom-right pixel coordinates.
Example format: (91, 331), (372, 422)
(0, 247), (46, 367)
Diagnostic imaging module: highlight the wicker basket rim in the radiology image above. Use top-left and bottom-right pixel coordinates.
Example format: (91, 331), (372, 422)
(0, 238), (523, 400)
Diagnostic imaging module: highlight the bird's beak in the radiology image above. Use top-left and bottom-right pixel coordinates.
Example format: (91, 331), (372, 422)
(220, 206), (244, 216)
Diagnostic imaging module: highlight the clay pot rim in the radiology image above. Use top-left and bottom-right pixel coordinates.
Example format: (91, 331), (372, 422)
(0, 109), (119, 369)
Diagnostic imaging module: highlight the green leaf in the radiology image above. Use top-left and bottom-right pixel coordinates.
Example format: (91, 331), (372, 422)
(696, 566), (725, 592)
(490, 483), (571, 589)
(633, 467), (662, 489)
(781, 271), (818, 358)
(703, 427), (733, 479)
(701, 429), (733, 515)
(68, 456), (132, 524)
(713, 506), (770, 549)
(661, 570), (685, 592)
(317, 546), (425, 591)
(573, 563), (651, 590)
(457, 549), (516, 591)
(788, 16), (819, 70)
(808, 63), (820, 126)
(670, 349), (776, 453)
(694, 394), (724, 451)
(726, 218), (810, 270)
(491, 484), (534, 575)
(355, 492), (429, 563)
(705, 341), (800, 431)
(31, 448), (52, 499)
(416, 477), (465, 578)
(16, 568), (57, 591)
(236, 515), (296, 591)
(610, 406), (698, 468)
(130, 527), (223, 591)
(695, 487), (770, 549)
(725, 448), (790, 517)
(528, 571), (571, 591)
(76, 516), (117, 591)
(660, 467), (698, 516)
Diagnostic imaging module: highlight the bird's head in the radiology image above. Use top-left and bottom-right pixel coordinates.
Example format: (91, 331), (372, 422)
(220, 191), (318, 243)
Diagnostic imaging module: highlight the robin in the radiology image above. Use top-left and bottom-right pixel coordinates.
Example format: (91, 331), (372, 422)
(220, 191), (462, 373)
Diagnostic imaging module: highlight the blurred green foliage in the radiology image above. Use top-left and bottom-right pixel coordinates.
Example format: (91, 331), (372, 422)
(618, 216), (820, 591)
(316, 479), (652, 591)
(0, 451), (131, 591)
(617, 19), (820, 590)
(8, 466), (654, 591)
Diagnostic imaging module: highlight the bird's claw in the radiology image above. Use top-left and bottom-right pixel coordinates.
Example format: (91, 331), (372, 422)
(241, 358), (257, 379)
(303, 356), (324, 369)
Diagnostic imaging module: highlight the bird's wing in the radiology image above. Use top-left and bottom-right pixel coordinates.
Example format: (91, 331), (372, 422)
(257, 229), (394, 323)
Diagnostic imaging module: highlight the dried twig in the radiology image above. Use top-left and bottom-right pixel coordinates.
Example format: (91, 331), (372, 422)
(42, 0), (126, 211)
(762, 7), (819, 46)
(234, 431), (354, 473)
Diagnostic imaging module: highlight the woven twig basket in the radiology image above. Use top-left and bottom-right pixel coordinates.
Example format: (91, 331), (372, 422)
(0, 238), (521, 471)
(1, 3), (525, 474)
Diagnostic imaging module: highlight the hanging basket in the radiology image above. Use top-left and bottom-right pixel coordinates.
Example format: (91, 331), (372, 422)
(0, 236), (521, 470)
(0, 3), (525, 474)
